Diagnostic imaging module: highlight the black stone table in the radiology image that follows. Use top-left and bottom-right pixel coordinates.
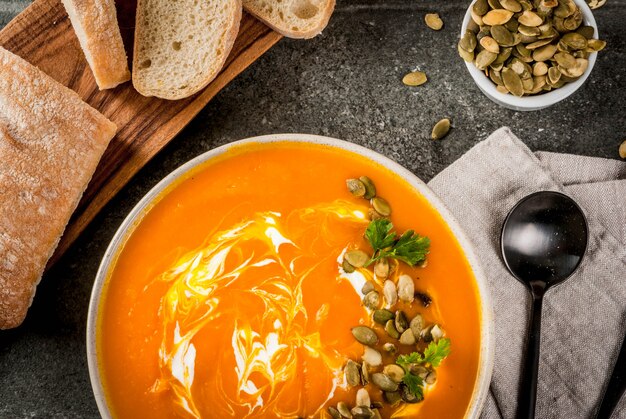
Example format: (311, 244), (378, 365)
(1, 0), (624, 416)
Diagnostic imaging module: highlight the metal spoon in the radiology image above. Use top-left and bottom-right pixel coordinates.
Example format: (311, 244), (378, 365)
(501, 191), (588, 419)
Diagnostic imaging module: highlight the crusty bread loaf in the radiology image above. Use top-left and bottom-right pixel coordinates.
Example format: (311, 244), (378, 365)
(0, 46), (117, 329)
(243, 0), (335, 39)
(132, 0), (242, 100)
(61, 0), (130, 90)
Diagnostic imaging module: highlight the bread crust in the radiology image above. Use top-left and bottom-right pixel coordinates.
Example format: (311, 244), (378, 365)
(62, 0), (131, 90)
(0, 47), (116, 329)
(132, 0), (242, 100)
(243, 0), (335, 39)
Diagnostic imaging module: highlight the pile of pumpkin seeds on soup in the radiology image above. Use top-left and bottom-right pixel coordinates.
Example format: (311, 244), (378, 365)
(458, 0), (606, 97)
(327, 177), (451, 419)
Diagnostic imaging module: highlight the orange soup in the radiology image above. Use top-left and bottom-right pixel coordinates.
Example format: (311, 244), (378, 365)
(98, 142), (482, 418)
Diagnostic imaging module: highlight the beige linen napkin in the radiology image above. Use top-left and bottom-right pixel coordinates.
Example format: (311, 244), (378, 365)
(427, 127), (626, 419)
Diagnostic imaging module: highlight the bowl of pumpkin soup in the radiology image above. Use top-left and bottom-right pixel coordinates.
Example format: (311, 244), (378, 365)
(87, 134), (494, 419)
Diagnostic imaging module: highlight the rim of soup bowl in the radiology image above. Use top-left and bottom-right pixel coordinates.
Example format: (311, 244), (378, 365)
(87, 133), (495, 419)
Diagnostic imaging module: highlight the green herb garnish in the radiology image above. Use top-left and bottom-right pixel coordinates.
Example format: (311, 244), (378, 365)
(422, 337), (452, 367)
(364, 219), (430, 267)
(402, 372), (424, 400)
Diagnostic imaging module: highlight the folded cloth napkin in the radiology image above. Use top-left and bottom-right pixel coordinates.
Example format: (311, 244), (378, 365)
(426, 127), (626, 419)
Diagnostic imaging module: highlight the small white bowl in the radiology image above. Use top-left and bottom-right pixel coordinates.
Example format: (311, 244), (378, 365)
(461, 0), (599, 111)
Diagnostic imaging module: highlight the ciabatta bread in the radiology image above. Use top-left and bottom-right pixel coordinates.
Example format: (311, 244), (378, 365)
(243, 0), (335, 39)
(0, 46), (117, 329)
(132, 0), (242, 100)
(61, 0), (130, 90)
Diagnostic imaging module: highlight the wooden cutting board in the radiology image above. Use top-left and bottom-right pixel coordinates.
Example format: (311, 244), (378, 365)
(0, 0), (282, 267)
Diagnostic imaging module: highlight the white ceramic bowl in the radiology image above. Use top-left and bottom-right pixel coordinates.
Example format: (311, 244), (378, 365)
(87, 134), (495, 418)
(461, 0), (599, 111)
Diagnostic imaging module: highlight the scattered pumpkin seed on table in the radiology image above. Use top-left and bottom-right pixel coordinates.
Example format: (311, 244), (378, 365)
(431, 118), (451, 140)
(458, 0), (606, 96)
(620, 140), (626, 159)
(424, 13), (444, 30)
(402, 71), (428, 86)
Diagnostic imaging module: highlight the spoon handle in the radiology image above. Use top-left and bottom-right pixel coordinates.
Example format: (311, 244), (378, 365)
(518, 292), (544, 419)
(595, 334), (626, 419)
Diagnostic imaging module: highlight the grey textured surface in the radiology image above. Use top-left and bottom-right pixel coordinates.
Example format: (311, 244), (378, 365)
(0, 0), (625, 417)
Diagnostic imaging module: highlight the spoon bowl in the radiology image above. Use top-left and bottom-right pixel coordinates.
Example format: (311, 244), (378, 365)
(501, 191), (588, 419)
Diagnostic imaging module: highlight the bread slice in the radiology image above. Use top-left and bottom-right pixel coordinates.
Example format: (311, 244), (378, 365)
(243, 0), (335, 39)
(61, 0), (131, 90)
(132, 0), (242, 100)
(0, 47), (117, 329)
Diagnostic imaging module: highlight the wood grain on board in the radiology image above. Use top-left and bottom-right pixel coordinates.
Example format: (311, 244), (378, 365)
(0, 0), (282, 267)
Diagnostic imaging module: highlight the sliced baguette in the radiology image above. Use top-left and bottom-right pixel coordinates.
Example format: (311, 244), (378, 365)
(243, 0), (335, 39)
(132, 0), (242, 100)
(0, 46), (117, 329)
(61, 0), (131, 90)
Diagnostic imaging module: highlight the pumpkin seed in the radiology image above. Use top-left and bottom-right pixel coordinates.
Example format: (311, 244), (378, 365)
(373, 259), (389, 279)
(459, 30), (478, 52)
(480, 36), (500, 54)
(518, 24), (540, 37)
(361, 361), (370, 385)
(384, 391), (402, 406)
(576, 25), (595, 39)
(562, 32), (587, 50)
(502, 68), (524, 97)
(346, 178), (366, 197)
(471, 8), (484, 26)
(587, 39), (606, 52)
(554, 52), (576, 69)
(342, 259), (355, 273)
(397, 274), (415, 302)
(488, 0), (503, 9)
(371, 197), (391, 216)
(500, 0), (522, 12)
(363, 291), (380, 309)
(399, 329), (417, 345)
(424, 13), (443, 30)
(482, 9), (514, 25)
(425, 370), (438, 385)
(371, 373), (399, 392)
(383, 280), (398, 307)
(402, 71), (428, 87)
(410, 364), (429, 379)
(367, 208), (384, 221)
(410, 314), (424, 338)
(473, 0), (489, 16)
(532, 44), (556, 62)
(559, 58), (588, 78)
(362, 346), (382, 367)
(359, 176), (376, 199)
(458, 44), (475, 62)
(352, 326), (378, 345)
(532, 61), (548, 76)
(430, 324), (445, 342)
(619, 141), (626, 159)
(385, 319), (400, 339)
(351, 406), (374, 419)
(490, 25), (515, 46)
(345, 360), (361, 387)
(373, 309), (394, 325)
(548, 66), (561, 84)
(356, 388), (371, 407)
(518, 10), (542, 26)
(337, 402), (352, 418)
(383, 342), (397, 353)
(383, 364), (405, 383)
(496, 85), (509, 94)
(395, 311), (409, 334)
(329, 406), (343, 419)
(345, 250), (369, 268)
(361, 280), (374, 295)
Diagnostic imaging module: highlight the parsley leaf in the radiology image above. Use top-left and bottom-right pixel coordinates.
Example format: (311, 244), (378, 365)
(364, 219), (430, 267)
(364, 219), (396, 251)
(395, 352), (422, 370)
(402, 373), (424, 400)
(422, 338), (451, 367)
